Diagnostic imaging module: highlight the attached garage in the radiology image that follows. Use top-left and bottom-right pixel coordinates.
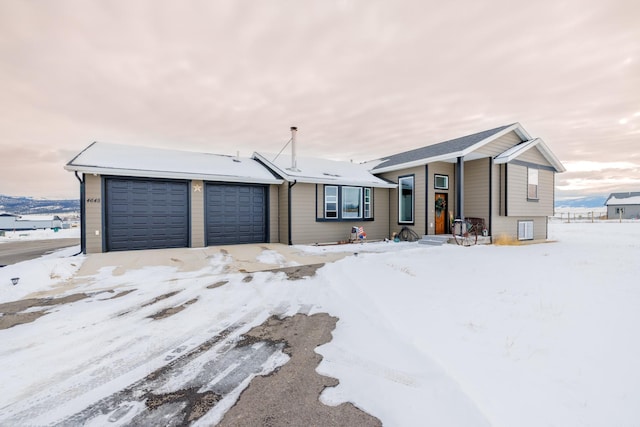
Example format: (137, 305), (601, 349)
(105, 177), (190, 251)
(205, 183), (267, 245)
(65, 141), (283, 254)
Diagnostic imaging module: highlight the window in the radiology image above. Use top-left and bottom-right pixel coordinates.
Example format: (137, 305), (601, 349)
(342, 187), (363, 219)
(399, 175), (414, 223)
(323, 185), (372, 220)
(518, 220), (534, 240)
(434, 174), (449, 190)
(325, 186), (338, 218)
(364, 188), (372, 219)
(528, 168), (539, 200)
(615, 207), (625, 215)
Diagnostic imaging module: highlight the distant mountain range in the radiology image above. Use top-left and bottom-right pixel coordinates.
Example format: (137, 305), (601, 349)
(555, 195), (607, 208)
(0, 195), (80, 215)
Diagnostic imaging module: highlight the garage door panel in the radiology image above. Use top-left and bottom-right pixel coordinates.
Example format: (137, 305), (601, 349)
(105, 178), (189, 251)
(206, 183), (267, 246)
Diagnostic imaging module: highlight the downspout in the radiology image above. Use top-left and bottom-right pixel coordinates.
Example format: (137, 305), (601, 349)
(74, 171), (86, 255)
(488, 157), (493, 242)
(456, 156), (464, 221)
(287, 180), (297, 245)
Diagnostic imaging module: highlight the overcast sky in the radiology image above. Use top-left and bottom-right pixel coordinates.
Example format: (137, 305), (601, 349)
(1, 0), (638, 200)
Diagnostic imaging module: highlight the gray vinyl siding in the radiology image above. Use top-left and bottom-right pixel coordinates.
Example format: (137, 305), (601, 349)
(463, 158), (490, 223)
(517, 147), (553, 167)
(492, 216), (548, 241)
(269, 185), (279, 243)
(607, 204), (640, 219)
(507, 164), (554, 216)
(380, 165), (427, 237)
(491, 162), (552, 241)
(278, 183), (289, 244)
(426, 162), (455, 235)
(475, 131), (523, 157)
(288, 183), (390, 244)
(84, 174), (103, 253)
(191, 180), (205, 248)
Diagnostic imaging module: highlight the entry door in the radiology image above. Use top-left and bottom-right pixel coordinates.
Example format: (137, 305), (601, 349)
(435, 193), (448, 234)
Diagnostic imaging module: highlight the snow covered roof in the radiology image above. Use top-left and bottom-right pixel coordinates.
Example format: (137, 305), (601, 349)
(367, 122), (565, 173)
(65, 142), (283, 185)
(605, 192), (640, 206)
(253, 152), (396, 188)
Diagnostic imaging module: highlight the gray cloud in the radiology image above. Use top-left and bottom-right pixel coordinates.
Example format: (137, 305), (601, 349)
(0, 0), (638, 199)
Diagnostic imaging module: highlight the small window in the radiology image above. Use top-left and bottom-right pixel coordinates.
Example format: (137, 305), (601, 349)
(325, 186), (338, 219)
(528, 168), (539, 200)
(342, 187), (363, 219)
(434, 174), (449, 190)
(615, 207), (625, 214)
(518, 220), (534, 240)
(399, 176), (414, 224)
(364, 188), (372, 219)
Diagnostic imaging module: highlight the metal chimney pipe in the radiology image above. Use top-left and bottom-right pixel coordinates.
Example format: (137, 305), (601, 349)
(290, 126), (298, 171)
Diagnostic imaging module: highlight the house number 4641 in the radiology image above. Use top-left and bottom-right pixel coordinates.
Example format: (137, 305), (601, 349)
(86, 198), (101, 203)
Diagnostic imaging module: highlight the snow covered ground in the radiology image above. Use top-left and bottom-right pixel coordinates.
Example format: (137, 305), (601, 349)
(0, 222), (639, 426)
(0, 227), (79, 243)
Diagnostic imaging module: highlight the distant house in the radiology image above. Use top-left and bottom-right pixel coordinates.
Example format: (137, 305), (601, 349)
(65, 122), (565, 253)
(605, 192), (640, 219)
(0, 213), (63, 230)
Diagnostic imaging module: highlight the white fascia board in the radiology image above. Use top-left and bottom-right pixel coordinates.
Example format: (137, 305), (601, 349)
(535, 139), (566, 172)
(291, 176), (397, 188)
(494, 138), (540, 164)
(493, 138), (566, 173)
(371, 152), (462, 174)
(252, 152), (396, 188)
(63, 164), (283, 185)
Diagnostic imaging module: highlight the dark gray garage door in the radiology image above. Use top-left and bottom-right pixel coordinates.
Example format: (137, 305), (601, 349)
(105, 178), (189, 251)
(206, 184), (267, 245)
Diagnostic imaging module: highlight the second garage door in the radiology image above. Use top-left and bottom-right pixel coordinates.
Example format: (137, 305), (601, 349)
(206, 184), (267, 246)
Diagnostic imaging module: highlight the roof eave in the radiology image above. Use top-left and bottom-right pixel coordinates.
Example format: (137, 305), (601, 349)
(64, 164), (283, 185)
(372, 152), (462, 174)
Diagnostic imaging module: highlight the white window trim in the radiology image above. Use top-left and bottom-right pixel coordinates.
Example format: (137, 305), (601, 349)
(364, 188), (372, 219)
(324, 186), (338, 219)
(518, 220), (534, 240)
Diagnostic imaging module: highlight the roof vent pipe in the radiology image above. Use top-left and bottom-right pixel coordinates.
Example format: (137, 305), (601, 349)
(289, 126), (300, 172)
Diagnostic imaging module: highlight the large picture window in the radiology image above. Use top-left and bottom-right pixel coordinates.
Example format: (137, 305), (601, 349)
(399, 175), (414, 224)
(528, 168), (539, 200)
(323, 185), (373, 220)
(342, 187), (363, 219)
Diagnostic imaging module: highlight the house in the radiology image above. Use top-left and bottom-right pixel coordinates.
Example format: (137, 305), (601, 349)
(605, 192), (640, 219)
(0, 213), (63, 230)
(65, 123), (565, 253)
(367, 123), (565, 242)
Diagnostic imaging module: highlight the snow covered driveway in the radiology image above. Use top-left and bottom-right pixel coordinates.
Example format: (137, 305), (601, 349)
(1, 222), (639, 426)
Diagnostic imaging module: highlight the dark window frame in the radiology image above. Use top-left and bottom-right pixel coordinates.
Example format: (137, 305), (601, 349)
(398, 174), (415, 225)
(320, 185), (374, 222)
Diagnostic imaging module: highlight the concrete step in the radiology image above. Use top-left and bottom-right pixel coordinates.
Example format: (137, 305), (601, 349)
(418, 235), (451, 246)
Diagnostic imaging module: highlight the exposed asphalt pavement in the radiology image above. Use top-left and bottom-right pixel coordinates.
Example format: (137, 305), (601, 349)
(0, 238), (79, 266)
